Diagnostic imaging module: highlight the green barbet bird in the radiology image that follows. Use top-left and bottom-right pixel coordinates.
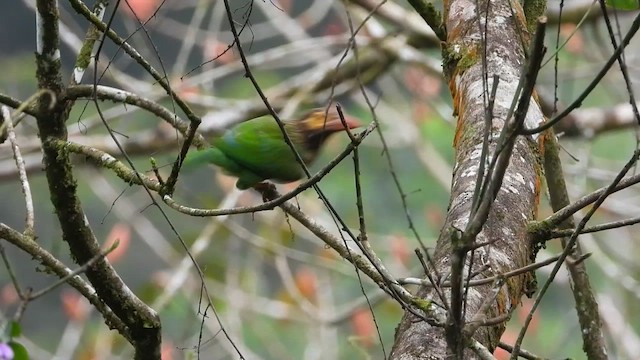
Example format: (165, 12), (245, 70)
(184, 108), (361, 189)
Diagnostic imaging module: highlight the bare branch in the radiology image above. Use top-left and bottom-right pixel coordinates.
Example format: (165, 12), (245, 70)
(2, 106), (34, 236)
(0, 223), (127, 339)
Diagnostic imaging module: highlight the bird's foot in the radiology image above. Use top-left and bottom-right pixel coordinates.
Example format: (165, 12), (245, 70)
(253, 182), (277, 202)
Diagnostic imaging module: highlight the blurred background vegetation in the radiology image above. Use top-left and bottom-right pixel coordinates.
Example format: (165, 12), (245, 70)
(1, 1), (640, 359)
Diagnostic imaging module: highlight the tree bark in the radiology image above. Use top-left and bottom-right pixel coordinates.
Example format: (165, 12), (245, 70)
(390, 0), (544, 358)
(34, 1), (161, 358)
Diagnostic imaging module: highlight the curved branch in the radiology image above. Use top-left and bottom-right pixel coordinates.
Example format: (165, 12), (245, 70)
(535, 172), (640, 232)
(67, 0), (199, 124)
(65, 85), (207, 148)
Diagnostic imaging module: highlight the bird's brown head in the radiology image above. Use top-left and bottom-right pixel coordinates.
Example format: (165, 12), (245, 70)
(300, 107), (362, 133)
(295, 107), (362, 154)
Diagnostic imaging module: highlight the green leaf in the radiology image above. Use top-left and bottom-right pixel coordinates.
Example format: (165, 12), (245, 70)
(10, 341), (29, 360)
(608, 0), (640, 9)
(9, 322), (21, 338)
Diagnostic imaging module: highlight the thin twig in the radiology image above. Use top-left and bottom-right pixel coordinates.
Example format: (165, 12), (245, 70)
(497, 341), (544, 360)
(415, 248), (449, 310)
(399, 252), (573, 288)
(2, 106), (34, 236)
(464, 277), (505, 337)
(28, 240), (120, 300)
(546, 216), (640, 239)
(0, 223), (128, 340)
(258, 186), (434, 320)
(64, 85), (207, 148)
(538, 172), (640, 230)
(67, 0), (199, 122)
(521, 11), (640, 135)
(0, 244), (24, 299)
(512, 148), (640, 358)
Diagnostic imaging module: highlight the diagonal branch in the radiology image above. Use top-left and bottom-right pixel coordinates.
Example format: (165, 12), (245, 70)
(538, 132), (606, 359)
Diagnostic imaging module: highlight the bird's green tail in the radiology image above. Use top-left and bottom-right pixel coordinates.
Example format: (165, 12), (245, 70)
(181, 148), (222, 171)
(182, 147), (265, 189)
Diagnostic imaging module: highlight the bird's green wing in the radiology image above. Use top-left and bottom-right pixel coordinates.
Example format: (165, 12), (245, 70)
(212, 116), (306, 184)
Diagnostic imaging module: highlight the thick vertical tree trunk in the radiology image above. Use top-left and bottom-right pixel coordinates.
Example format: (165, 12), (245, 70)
(390, 0), (545, 358)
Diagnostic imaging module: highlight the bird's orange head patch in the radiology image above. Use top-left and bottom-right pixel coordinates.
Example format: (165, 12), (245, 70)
(300, 107), (361, 132)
